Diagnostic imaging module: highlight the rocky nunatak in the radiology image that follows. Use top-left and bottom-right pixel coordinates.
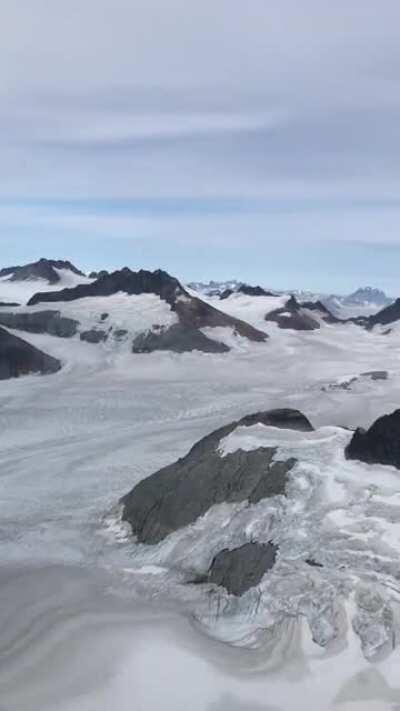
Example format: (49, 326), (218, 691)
(0, 327), (61, 380)
(346, 408), (400, 469)
(121, 408), (312, 595)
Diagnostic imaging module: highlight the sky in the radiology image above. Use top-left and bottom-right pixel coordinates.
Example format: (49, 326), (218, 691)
(2, 0), (400, 294)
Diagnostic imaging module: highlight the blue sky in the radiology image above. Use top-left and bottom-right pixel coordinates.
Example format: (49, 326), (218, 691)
(2, 1), (400, 294)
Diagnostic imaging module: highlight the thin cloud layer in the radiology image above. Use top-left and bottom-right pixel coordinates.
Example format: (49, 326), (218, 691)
(1, 1), (400, 289)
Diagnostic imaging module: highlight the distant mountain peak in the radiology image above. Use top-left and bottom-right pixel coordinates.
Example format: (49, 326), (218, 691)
(0, 258), (85, 284)
(345, 286), (390, 305)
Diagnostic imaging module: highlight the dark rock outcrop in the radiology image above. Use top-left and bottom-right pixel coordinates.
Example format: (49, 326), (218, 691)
(237, 284), (275, 297)
(207, 542), (279, 596)
(220, 285), (276, 299)
(299, 300), (340, 324)
(28, 268), (268, 346)
(0, 311), (78, 338)
(80, 329), (108, 344)
(132, 323), (229, 354)
(113, 329), (128, 341)
(350, 298), (400, 329)
(366, 299), (400, 328)
(346, 409), (400, 469)
(121, 409), (312, 544)
(89, 270), (109, 280)
(361, 370), (388, 381)
(174, 295), (267, 342)
(0, 327), (61, 379)
(0, 258), (84, 284)
(219, 288), (234, 300)
(305, 558), (323, 568)
(265, 296), (320, 331)
(28, 267), (183, 306)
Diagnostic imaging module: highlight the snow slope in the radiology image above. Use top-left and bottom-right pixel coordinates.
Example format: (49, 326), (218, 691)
(26, 291), (179, 342)
(0, 267), (93, 304)
(3, 305), (400, 709)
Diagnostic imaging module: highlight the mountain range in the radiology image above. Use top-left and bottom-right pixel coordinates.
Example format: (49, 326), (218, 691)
(0, 258), (398, 382)
(4, 255), (400, 693)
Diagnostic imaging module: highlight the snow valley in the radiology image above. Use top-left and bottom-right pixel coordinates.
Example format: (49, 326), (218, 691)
(3, 258), (400, 710)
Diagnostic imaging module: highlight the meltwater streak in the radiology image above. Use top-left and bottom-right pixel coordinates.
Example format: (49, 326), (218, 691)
(1, 563), (399, 711)
(0, 563), (282, 711)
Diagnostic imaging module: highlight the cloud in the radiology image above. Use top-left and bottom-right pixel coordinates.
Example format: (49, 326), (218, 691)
(1, 1), (400, 288)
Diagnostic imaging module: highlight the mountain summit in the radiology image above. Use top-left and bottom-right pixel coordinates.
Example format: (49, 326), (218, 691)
(0, 258), (85, 284)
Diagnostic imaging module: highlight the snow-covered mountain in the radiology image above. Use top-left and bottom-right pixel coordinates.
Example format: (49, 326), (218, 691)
(190, 281), (395, 320)
(5, 259), (400, 711)
(0, 266), (268, 366)
(0, 258), (92, 305)
(187, 279), (242, 296)
(344, 286), (391, 307)
(322, 287), (394, 319)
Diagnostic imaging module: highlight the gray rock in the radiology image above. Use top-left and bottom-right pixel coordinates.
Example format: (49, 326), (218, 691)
(27, 268), (268, 343)
(0, 258), (84, 284)
(79, 329), (108, 343)
(305, 558), (323, 568)
(28, 267), (186, 306)
(0, 311), (78, 337)
(361, 370), (388, 381)
(121, 409), (312, 544)
(0, 327), (61, 379)
(265, 296), (320, 331)
(237, 284), (275, 297)
(366, 298), (400, 328)
(299, 299), (339, 324)
(89, 270), (109, 280)
(207, 541), (278, 596)
(132, 324), (230, 354)
(346, 409), (400, 469)
(174, 294), (268, 342)
(219, 288), (234, 300)
(113, 329), (128, 341)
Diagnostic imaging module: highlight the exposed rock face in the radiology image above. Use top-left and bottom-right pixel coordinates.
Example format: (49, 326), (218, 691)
(220, 285), (276, 299)
(132, 324), (229, 354)
(121, 409), (312, 544)
(0, 327), (61, 379)
(345, 287), (392, 308)
(113, 329), (128, 341)
(28, 267), (268, 346)
(28, 267), (184, 306)
(360, 370), (388, 381)
(89, 270), (109, 280)
(219, 288), (234, 300)
(366, 298), (400, 328)
(237, 284), (275, 297)
(321, 371), (389, 393)
(174, 294), (267, 342)
(346, 409), (400, 469)
(265, 296), (320, 331)
(0, 258), (84, 284)
(305, 558), (323, 568)
(207, 542), (279, 596)
(80, 329), (108, 343)
(0, 311), (78, 338)
(299, 300), (339, 324)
